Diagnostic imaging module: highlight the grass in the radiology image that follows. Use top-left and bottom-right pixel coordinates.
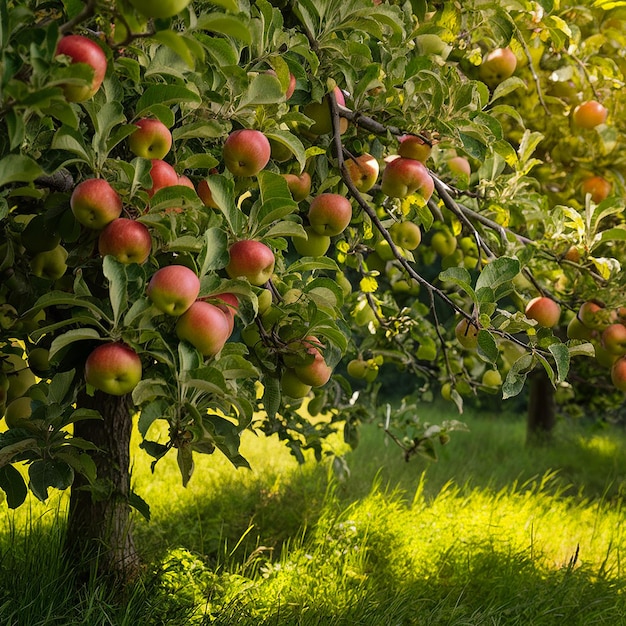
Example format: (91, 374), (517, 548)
(2, 403), (626, 624)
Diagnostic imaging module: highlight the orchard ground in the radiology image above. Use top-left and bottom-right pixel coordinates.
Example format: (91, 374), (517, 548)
(2, 401), (626, 625)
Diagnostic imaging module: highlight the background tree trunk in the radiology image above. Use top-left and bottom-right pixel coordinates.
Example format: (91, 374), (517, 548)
(65, 391), (140, 582)
(526, 368), (556, 446)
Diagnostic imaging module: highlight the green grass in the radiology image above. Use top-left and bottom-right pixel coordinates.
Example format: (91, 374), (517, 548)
(2, 405), (626, 625)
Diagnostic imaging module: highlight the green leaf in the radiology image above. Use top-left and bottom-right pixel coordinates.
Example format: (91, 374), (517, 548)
(138, 399), (170, 438)
(152, 30), (196, 68)
(548, 343), (570, 382)
(206, 175), (245, 234)
(195, 13), (252, 43)
(502, 353), (534, 400)
(0, 465), (28, 509)
(439, 266), (476, 302)
(103, 256), (128, 328)
(135, 86), (202, 118)
(199, 228), (229, 276)
(263, 375), (281, 420)
(477, 329), (499, 364)
(49, 328), (101, 361)
(0, 438), (38, 468)
(129, 490), (151, 521)
(177, 445), (195, 487)
(0, 155), (44, 188)
(237, 72), (285, 110)
(28, 460), (74, 501)
(53, 450), (96, 484)
(264, 130), (307, 172)
(475, 257), (520, 294)
(287, 257), (340, 273)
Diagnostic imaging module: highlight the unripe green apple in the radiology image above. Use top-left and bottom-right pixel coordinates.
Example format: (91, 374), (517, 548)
(308, 193), (352, 236)
(56, 35), (107, 102)
(303, 86), (348, 135)
(128, 0), (192, 18)
(380, 157), (434, 201)
(567, 316), (594, 340)
(389, 221), (421, 250)
(479, 47), (517, 87)
(27, 348), (50, 377)
(447, 156), (471, 177)
(455, 318), (479, 350)
(430, 230), (457, 257)
(4, 396), (32, 428)
(0, 304), (17, 330)
(21, 215), (61, 254)
(256, 288), (273, 315)
(347, 359), (368, 379)
(85, 343), (142, 396)
(374, 240), (402, 262)
(415, 34), (451, 60)
(176, 301), (232, 357)
(293, 226), (331, 256)
(572, 100), (608, 129)
(282, 172), (312, 202)
(71, 179), (123, 229)
(596, 342), (619, 368)
(281, 368), (312, 399)
(482, 369), (502, 387)
(30, 246), (68, 280)
(525, 296), (561, 328)
(99, 218), (152, 264)
(397, 135), (432, 162)
(129, 118), (172, 160)
(223, 129), (271, 177)
(345, 153), (379, 193)
(226, 240), (276, 286)
(147, 265), (200, 316)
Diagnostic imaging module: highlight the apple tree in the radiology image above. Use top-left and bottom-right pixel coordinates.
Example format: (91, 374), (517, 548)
(1, 0), (625, 579)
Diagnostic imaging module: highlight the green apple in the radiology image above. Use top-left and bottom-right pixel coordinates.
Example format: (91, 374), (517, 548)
(128, 0), (192, 18)
(308, 193), (352, 236)
(85, 343), (142, 396)
(447, 156), (471, 177)
(430, 230), (457, 257)
(223, 129), (271, 177)
(389, 221), (421, 250)
(415, 34), (451, 59)
(257, 288), (273, 315)
(27, 347), (50, 376)
(56, 35), (107, 102)
(303, 86), (348, 135)
(226, 240), (276, 286)
(281, 368), (312, 399)
(99, 218), (152, 264)
(482, 369), (502, 387)
(0, 304), (17, 330)
(30, 245), (68, 280)
(347, 359), (368, 379)
(4, 396), (32, 428)
(129, 118), (172, 160)
(455, 318), (479, 350)
(567, 316), (594, 340)
(71, 179), (123, 229)
(147, 265), (200, 316)
(176, 301), (233, 356)
(293, 226), (331, 256)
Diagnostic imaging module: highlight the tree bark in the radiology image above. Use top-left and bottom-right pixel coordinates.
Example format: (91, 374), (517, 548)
(65, 391), (140, 583)
(526, 368), (556, 446)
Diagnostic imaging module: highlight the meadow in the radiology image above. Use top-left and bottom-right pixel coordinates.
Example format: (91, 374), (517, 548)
(1, 401), (626, 625)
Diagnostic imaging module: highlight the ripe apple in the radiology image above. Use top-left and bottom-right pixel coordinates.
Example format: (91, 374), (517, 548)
(398, 135), (432, 163)
(293, 226), (331, 256)
(345, 153), (380, 193)
(98, 218), (152, 264)
(128, 0), (192, 18)
(611, 356), (626, 391)
(211, 293), (239, 333)
(148, 159), (179, 197)
(197, 179), (219, 209)
(581, 175), (611, 203)
(223, 129), (271, 177)
(380, 157), (434, 201)
(602, 323), (626, 355)
(71, 179), (123, 229)
(85, 342), (142, 396)
(479, 47), (517, 87)
(129, 118), (172, 160)
(389, 221), (421, 250)
(578, 301), (605, 330)
(430, 230), (457, 257)
(572, 100), (608, 129)
(303, 86), (348, 135)
(282, 172), (312, 202)
(292, 336), (333, 387)
(447, 156), (471, 177)
(147, 265), (200, 315)
(525, 296), (561, 328)
(281, 368), (312, 399)
(455, 318), (479, 350)
(226, 240), (275, 286)
(178, 175), (195, 189)
(308, 193), (352, 236)
(175, 301), (232, 356)
(30, 245), (68, 280)
(56, 35), (107, 102)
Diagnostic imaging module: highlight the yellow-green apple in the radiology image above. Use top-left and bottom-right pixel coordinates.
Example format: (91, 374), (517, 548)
(567, 316), (594, 340)
(581, 175), (611, 203)
(128, 0), (192, 18)
(380, 157), (434, 200)
(455, 318), (479, 349)
(257, 288), (273, 315)
(147, 265), (200, 315)
(577, 301), (605, 330)
(197, 179), (219, 209)
(30, 245), (68, 280)
(0, 304), (17, 330)
(282, 172), (312, 202)
(281, 368), (312, 398)
(524, 296), (561, 328)
(27, 347), (50, 377)
(389, 221), (422, 250)
(21, 215), (61, 254)
(98, 218), (152, 264)
(398, 135), (432, 162)
(447, 156), (471, 177)
(596, 342), (618, 368)
(292, 336), (332, 387)
(308, 193), (352, 236)
(572, 100), (608, 129)
(479, 47), (517, 87)
(4, 354), (36, 402)
(4, 396), (32, 428)
(293, 226), (331, 256)
(223, 129), (271, 177)
(374, 239), (404, 261)
(175, 301), (232, 356)
(347, 359), (368, 379)
(56, 35), (107, 102)
(482, 369), (502, 387)
(70, 178), (123, 229)
(85, 342), (142, 396)
(269, 139), (293, 162)
(611, 356), (626, 391)
(129, 118), (172, 160)
(225, 240), (275, 286)
(602, 323), (626, 355)
(148, 159), (179, 197)
(303, 86), (348, 135)
(415, 33), (451, 59)
(345, 153), (379, 193)
(430, 230), (457, 257)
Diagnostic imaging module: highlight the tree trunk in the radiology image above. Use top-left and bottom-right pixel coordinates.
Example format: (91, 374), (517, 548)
(65, 391), (140, 583)
(526, 368), (556, 446)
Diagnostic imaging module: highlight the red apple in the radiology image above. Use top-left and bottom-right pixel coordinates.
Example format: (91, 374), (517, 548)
(282, 172), (312, 202)
(602, 323), (626, 355)
(226, 240), (275, 286)
(85, 342), (142, 396)
(380, 157), (434, 201)
(292, 336), (333, 387)
(308, 193), (352, 236)
(611, 356), (626, 391)
(578, 301), (605, 330)
(175, 301), (232, 356)
(398, 135), (432, 163)
(303, 86), (348, 135)
(345, 154), (380, 193)
(197, 179), (219, 209)
(56, 35), (107, 102)
(147, 265), (200, 315)
(148, 159), (179, 197)
(70, 178), (123, 229)
(98, 218), (152, 264)
(266, 69), (297, 100)
(581, 175), (611, 203)
(178, 175), (195, 189)
(211, 293), (239, 333)
(223, 129), (271, 177)
(572, 100), (608, 129)
(479, 47), (517, 87)
(129, 118), (172, 160)
(525, 296), (561, 328)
